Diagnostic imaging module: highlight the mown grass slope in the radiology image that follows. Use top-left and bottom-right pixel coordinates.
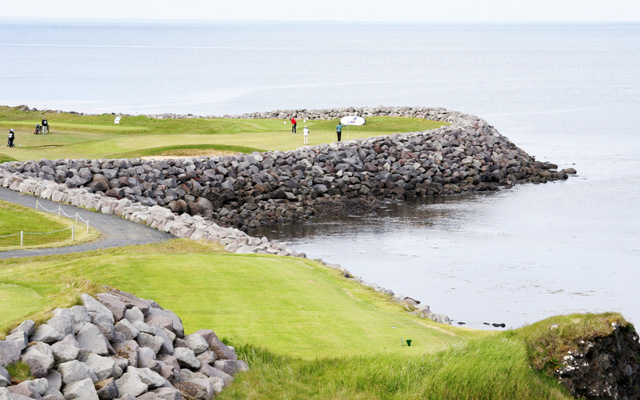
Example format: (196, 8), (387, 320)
(0, 106), (446, 161)
(0, 200), (99, 250)
(0, 239), (600, 398)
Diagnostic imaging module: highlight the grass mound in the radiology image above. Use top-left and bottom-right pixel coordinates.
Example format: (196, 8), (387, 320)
(0, 240), (601, 398)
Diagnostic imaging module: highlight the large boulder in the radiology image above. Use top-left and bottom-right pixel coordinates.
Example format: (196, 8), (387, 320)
(57, 360), (98, 385)
(114, 372), (148, 397)
(96, 294), (126, 322)
(30, 325), (64, 344)
(0, 341), (22, 368)
(83, 353), (114, 382)
(173, 348), (200, 370)
(63, 378), (98, 400)
(21, 342), (55, 378)
(76, 324), (109, 356)
(51, 335), (80, 364)
(94, 378), (119, 400)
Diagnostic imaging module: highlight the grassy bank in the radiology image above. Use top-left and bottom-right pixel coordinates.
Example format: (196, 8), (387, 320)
(0, 106), (446, 161)
(0, 200), (99, 250)
(0, 239), (620, 398)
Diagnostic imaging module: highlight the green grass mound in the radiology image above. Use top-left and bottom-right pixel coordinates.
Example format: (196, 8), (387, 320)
(0, 106), (446, 161)
(1, 240), (614, 398)
(0, 200), (99, 250)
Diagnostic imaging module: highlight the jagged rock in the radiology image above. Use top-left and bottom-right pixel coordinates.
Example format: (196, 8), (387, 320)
(124, 367), (164, 390)
(0, 367), (10, 387)
(192, 330), (237, 361)
(51, 335), (80, 364)
(114, 320), (138, 341)
(30, 325), (64, 345)
(57, 360), (98, 384)
(96, 294), (126, 322)
(94, 378), (118, 400)
(81, 294), (114, 325)
(173, 381), (209, 400)
(114, 372), (148, 397)
(123, 308), (144, 324)
(84, 354), (114, 381)
(43, 370), (62, 396)
(172, 348), (199, 370)
(11, 320), (35, 337)
(112, 341), (138, 367)
(0, 341), (22, 368)
(76, 324), (109, 356)
(6, 332), (29, 352)
(63, 378), (98, 400)
(22, 342), (55, 378)
(183, 335), (208, 356)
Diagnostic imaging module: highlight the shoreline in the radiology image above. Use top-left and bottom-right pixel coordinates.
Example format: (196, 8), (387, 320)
(0, 106), (576, 329)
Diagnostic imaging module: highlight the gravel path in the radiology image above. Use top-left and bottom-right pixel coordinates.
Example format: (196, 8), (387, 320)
(0, 188), (172, 259)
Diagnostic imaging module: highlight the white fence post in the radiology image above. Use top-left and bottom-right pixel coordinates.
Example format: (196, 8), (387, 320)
(36, 201), (39, 212)
(20, 231), (23, 246)
(86, 221), (90, 233)
(71, 225), (75, 241)
(58, 207), (61, 218)
(75, 214), (78, 225)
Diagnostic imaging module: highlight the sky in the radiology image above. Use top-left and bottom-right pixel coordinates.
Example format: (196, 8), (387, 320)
(2, 0), (640, 22)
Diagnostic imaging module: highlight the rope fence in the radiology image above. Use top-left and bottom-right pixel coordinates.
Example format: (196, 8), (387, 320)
(0, 200), (90, 247)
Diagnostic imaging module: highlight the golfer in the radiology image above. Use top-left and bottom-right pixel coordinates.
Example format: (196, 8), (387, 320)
(291, 117), (297, 134)
(303, 126), (309, 145)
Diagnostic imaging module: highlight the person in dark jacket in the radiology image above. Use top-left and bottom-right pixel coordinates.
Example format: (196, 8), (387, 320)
(41, 117), (49, 134)
(8, 129), (15, 147)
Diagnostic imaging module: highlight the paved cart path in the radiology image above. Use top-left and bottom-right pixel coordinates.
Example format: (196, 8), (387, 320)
(0, 188), (172, 259)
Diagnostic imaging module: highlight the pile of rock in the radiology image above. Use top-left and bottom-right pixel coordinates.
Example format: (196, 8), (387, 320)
(0, 291), (248, 400)
(0, 107), (575, 232)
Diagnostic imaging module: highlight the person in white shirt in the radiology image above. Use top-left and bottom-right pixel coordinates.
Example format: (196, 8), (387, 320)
(303, 126), (309, 145)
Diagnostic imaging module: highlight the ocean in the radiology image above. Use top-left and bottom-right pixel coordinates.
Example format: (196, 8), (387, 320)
(1, 20), (639, 328)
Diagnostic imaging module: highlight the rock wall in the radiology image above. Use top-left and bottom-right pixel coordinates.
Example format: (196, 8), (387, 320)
(555, 321), (640, 399)
(0, 290), (248, 400)
(0, 107), (574, 232)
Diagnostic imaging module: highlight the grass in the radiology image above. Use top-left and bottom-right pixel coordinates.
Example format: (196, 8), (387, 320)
(0, 106), (446, 161)
(0, 238), (619, 398)
(0, 200), (100, 250)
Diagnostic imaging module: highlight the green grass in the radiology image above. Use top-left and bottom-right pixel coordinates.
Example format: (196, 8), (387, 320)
(0, 240), (470, 358)
(0, 200), (100, 250)
(0, 239), (618, 398)
(0, 106), (446, 161)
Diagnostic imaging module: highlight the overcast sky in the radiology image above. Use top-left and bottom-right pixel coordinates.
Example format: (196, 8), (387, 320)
(2, 0), (640, 22)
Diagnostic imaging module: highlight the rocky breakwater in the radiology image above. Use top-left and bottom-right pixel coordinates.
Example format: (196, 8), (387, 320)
(0, 290), (248, 400)
(0, 107), (575, 232)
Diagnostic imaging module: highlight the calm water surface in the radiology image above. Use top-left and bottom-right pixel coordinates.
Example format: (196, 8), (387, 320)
(2, 21), (639, 328)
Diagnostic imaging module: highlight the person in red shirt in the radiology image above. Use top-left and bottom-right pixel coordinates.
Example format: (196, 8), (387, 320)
(290, 117), (297, 134)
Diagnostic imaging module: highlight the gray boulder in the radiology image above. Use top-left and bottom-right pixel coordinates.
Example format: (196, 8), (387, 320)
(198, 364), (233, 388)
(44, 370), (62, 396)
(125, 367), (164, 390)
(148, 388), (180, 400)
(22, 342), (55, 378)
(5, 331), (29, 352)
(0, 366), (10, 387)
(136, 334), (162, 355)
(51, 335), (80, 364)
(30, 325), (64, 344)
(63, 378), (98, 400)
(11, 320), (35, 337)
(192, 330), (237, 361)
(81, 294), (114, 325)
(96, 294), (126, 322)
(94, 378), (119, 400)
(90, 314), (115, 342)
(115, 372), (148, 397)
(0, 340), (22, 368)
(123, 308), (144, 324)
(114, 320), (138, 341)
(112, 341), (138, 367)
(183, 335), (208, 355)
(76, 324), (109, 356)
(46, 315), (74, 337)
(173, 381), (209, 400)
(57, 360), (97, 384)
(83, 353), (114, 381)
(172, 348), (200, 370)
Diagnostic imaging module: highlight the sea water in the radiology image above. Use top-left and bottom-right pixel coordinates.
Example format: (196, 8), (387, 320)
(1, 20), (639, 328)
